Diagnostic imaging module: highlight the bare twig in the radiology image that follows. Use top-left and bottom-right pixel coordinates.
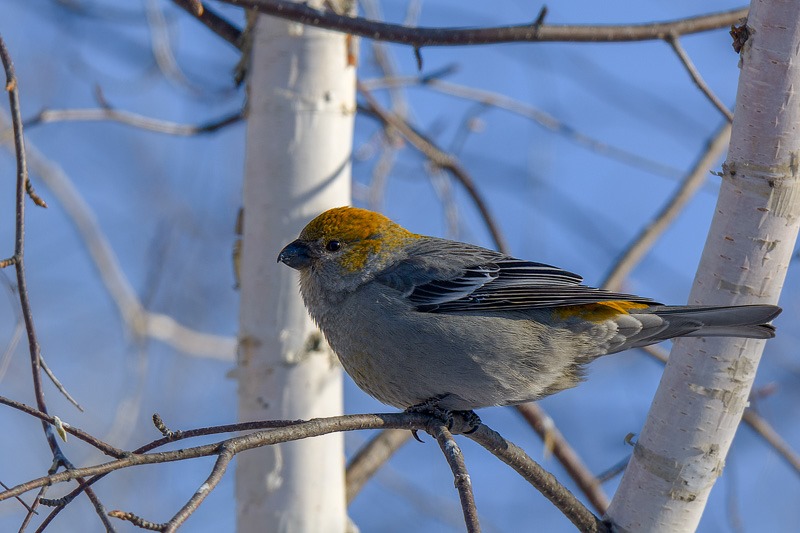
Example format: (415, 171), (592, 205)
(467, 423), (608, 533)
(0, 479), (35, 515)
(218, 1), (747, 47)
(0, 226), (81, 412)
(360, 0), (409, 119)
(595, 456), (630, 483)
(428, 421), (480, 533)
(24, 107), (243, 136)
(162, 445), (234, 532)
(34, 415), (312, 527)
(740, 409), (800, 478)
(515, 403), (610, 514)
(0, 395), (126, 458)
(0, 270), (23, 382)
(423, 78), (682, 179)
(107, 510), (164, 531)
(601, 121), (732, 291)
(2, 411), (603, 533)
(0, 111), (237, 361)
(0, 414), (426, 500)
(171, 0), (243, 49)
(39, 356), (84, 411)
(357, 83), (509, 252)
(345, 428), (412, 504)
(666, 34), (734, 122)
(146, 0), (197, 91)
(0, 30), (64, 466)
(83, 488), (117, 532)
(362, 76), (684, 179)
(360, 0), (407, 212)
(0, 39), (117, 531)
(25, 465), (57, 533)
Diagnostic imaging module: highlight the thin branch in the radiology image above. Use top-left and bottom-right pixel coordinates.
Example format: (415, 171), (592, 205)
(39, 356), (83, 411)
(345, 428), (411, 504)
(601, 121), (732, 291)
(359, 0), (408, 212)
(0, 41), (115, 531)
(0, 30), (63, 466)
(2, 411), (603, 533)
(25, 464), (57, 533)
(357, 83), (509, 252)
(0, 414), (426, 500)
(466, 423), (608, 533)
(595, 456), (630, 483)
(107, 510), (163, 531)
(162, 445), (235, 532)
(666, 34), (734, 122)
(515, 403), (610, 514)
(219, 1), (747, 47)
(0, 479), (35, 516)
(0, 230), (80, 412)
(82, 488), (117, 532)
(146, 0), (198, 91)
(0, 395), (126, 458)
(428, 421), (480, 533)
(24, 107), (244, 136)
(430, 78), (682, 178)
(34, 415), (311, 527)
(740, 409), (800, 477)
(171, 0), (243, 49)
(0, 270), (23, 382)
(362, 76), (684, 180)
(0, 111), (237, 361)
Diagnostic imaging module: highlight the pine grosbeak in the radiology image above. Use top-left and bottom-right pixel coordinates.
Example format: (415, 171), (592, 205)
(278, 206), (781, 411)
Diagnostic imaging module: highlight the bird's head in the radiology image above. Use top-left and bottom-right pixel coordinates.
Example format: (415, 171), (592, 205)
(278, 207), (419, 291)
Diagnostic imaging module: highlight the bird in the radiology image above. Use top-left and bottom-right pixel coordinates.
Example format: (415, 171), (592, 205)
(278, 206), (781, 412)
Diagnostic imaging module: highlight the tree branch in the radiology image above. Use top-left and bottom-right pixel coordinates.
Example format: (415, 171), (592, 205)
(2, 412), (604, 532)
(602, 121), (732, 291)
(219, 1), (746, 47)
(171, 0), (243, 49)
(467, 423), (608, 533)
(0, 113), (237, 361)
(0, 395), (126, 458)
(515, 403), (609, 514)
(24, 107), (243, 136)
(666, 34), (734, 122)
(345, 428), (411, 504)
(428, 421), (480, 533)
(357, 82), (509, 252)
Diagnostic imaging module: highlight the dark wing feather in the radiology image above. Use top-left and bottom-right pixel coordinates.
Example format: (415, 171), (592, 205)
(375, 239), (657, 313)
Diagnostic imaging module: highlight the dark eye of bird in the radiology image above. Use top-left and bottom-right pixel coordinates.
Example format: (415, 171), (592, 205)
(325, 240), (341, 252)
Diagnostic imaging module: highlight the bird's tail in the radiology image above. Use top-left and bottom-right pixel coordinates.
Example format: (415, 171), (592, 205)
(622, 304), (782, 350)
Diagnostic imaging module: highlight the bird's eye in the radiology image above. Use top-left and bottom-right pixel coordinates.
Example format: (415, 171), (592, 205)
(325, 240), (341, 252)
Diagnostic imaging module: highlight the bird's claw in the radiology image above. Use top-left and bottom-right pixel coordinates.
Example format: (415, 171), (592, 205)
(405, 399), (482, 438)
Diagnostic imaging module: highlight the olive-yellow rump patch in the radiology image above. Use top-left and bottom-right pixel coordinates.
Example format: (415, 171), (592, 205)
(553, 300), (651, 322)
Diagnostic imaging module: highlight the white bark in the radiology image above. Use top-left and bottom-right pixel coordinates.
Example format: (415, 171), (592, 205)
(607, 1), (800, 531)
(236, 6), (355, 532)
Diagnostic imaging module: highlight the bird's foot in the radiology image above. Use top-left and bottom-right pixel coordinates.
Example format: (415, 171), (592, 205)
(456, 410), (482, 435)
(405, 398), (482, 440)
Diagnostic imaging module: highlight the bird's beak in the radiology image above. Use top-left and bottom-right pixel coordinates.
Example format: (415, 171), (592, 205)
(278, 239), (313, 270)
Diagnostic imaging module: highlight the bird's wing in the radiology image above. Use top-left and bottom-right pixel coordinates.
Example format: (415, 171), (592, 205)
(376, 244), (656, 313)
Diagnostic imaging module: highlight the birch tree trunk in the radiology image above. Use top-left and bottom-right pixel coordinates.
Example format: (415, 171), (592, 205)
(236, 4), (355, 531)
(607, 1), (800, 530)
